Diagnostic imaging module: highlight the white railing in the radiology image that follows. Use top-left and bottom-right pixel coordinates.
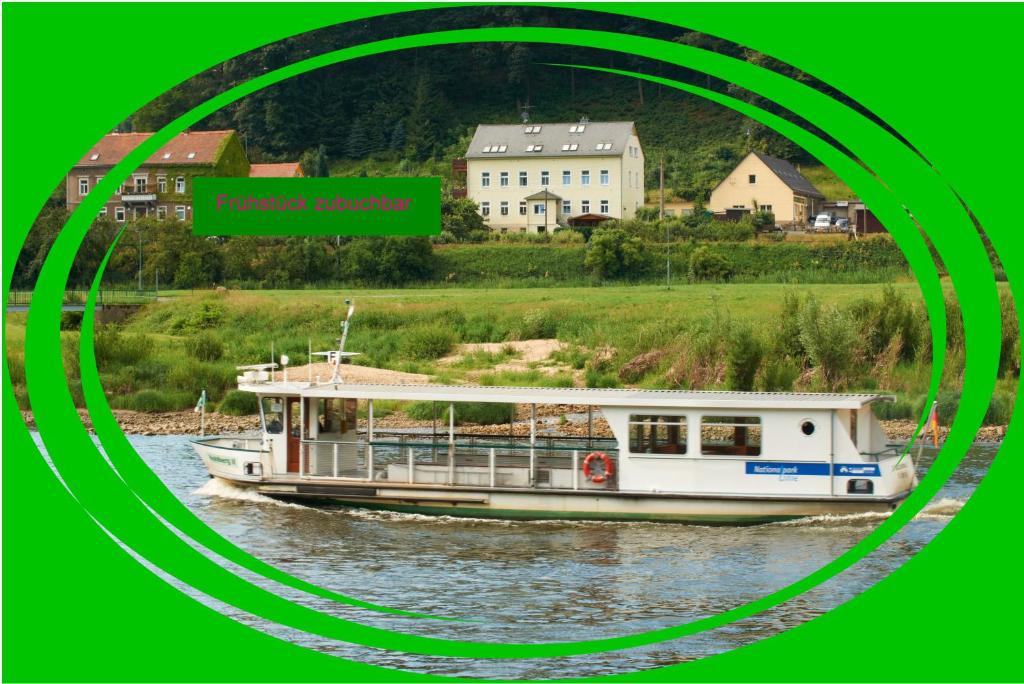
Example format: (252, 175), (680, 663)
(298, 435), (619, 491)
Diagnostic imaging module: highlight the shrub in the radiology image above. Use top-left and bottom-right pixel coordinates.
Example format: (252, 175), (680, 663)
(985, 390), (1014, 426)
(872, 398), (917, 420)
(584, 227), (650, 279)
(112, 389), (192, 412)
(60, 311), (83, 330)
(758, 357), (800, 392)
(999, 290), (1020, 378)
(405, 401), (513, 425)
(726, 326), (763, 391)
(585, 369), (620, 388)
(688, 246), (733, 282)
(93, 327), (153, 368)
(514, 308), (559, 340)
(185, 331), (224, 362)
(551, 228), (586, 245)
(797, 297), (859, 387)
(218, 390), (259, 416)
(401, 326), (456, 360)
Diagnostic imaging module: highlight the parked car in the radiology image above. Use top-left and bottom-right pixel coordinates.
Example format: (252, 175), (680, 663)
(835, 218), (850, 231)
(813, 213), (832, 231)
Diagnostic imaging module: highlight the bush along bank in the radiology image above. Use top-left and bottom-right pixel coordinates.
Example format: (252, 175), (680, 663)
(434, 235), (909, 285)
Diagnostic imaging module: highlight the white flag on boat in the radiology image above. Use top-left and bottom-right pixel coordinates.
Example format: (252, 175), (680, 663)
(194, 390), (206, 413)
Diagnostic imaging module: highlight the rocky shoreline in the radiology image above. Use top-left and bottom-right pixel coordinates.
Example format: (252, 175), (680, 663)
(20, 408), (1007, 444)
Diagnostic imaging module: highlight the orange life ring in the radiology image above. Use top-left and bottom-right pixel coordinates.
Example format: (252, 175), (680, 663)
(583, 451), (615, 483)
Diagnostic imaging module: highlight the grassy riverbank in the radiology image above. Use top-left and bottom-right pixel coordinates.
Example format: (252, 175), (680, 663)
(6, 282), (1019, 426)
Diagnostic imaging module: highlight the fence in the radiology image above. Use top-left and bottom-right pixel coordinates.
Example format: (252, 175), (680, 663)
(7, 288), (158, 308)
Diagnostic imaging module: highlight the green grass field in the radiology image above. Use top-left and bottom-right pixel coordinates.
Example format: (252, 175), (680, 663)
(6, 281), (1017, 425)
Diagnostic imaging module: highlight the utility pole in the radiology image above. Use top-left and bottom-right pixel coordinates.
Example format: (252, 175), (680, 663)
(661, 157), (670, 289)
(137, 222), (143, 293)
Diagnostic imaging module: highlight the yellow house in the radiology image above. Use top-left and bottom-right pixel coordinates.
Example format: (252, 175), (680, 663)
(465, 120), (645, 233)
(709, 151), (824, 227)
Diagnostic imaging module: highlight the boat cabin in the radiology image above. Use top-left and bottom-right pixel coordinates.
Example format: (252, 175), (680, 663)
(210, 381), (907, 500)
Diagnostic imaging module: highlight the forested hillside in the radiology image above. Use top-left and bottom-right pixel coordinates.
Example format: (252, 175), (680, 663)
(126, 6), (842, 201)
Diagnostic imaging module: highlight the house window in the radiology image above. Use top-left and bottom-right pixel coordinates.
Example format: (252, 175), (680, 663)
(761, 204), (773, 213)
(600, 169), (609, 186)
(581, 200), (590, 214)
(157, 176), (167, 192)
(78, 177), (89, 196)
(175, 176), (185, 193)
(156, 206), (167, 220)
(98, 207), (107, 217)
(481, 201), (491, 217)
(500, 201), (509, 216)
(562, 170), (571, 185)
(701, 416), (762, 456)
(540, 171), (550, 186)
(481, 172), (490, 188)
(629, 415), (688, 455)
(499, 171), (509, 187)
(114, 206), (125, 222)
(175, 205), (187, 221)
(533, 203), (545, 215)
(581, 170), (590, 186)
(519, 201), (527, 216)
(600, 200), (609, 214)
(749, 174), (757, 184)
(562, 200), (571, 214)
(134, 177), (147, 193)
(519, 171), (528, 187)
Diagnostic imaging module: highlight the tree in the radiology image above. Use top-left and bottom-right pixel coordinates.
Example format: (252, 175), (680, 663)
(726, 326), (764, 391)
(441, 196), (486, 242)
(584, 227), (650, 280)
(299, 144), (330, 177)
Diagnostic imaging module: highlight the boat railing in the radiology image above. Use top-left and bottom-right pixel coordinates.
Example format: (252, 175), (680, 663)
(298, 435), (619, 491)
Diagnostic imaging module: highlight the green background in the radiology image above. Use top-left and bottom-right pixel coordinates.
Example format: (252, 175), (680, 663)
(3, 3), (1022, 681)
(192, 177), (441, 236)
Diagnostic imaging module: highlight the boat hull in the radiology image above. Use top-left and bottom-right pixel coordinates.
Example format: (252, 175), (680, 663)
(212, 475), (905, 525)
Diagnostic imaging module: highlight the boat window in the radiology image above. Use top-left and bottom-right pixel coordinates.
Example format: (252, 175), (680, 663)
(629, 415), (687, 454)
(801, 420), (816, 436)
(261, 397), (284, 434)
(701, 416), (762, 456)
(316, 398), (357, 436)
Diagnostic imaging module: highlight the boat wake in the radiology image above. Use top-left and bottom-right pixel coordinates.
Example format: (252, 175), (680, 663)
(194, 477), (310, 510)
(770, 497), (966, 528)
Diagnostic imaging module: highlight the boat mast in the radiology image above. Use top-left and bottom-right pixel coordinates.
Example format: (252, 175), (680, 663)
(330, 299), (355, 383)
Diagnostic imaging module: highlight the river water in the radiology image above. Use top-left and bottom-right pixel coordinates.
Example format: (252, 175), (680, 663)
(75, 435), (997, 678)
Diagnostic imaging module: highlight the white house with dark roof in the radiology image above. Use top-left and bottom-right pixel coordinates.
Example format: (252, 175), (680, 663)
(709, 151), (825, 227)
(464, 120), (645, 233)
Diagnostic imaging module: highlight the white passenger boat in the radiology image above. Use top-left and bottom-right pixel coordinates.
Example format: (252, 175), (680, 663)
(191, 310), (916, 524)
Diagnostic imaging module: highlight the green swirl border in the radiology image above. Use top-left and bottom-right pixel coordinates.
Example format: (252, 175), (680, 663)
(5, 7), (1018, 680)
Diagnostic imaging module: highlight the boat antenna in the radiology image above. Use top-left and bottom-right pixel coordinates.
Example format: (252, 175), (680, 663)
(331, 299), (355, 383)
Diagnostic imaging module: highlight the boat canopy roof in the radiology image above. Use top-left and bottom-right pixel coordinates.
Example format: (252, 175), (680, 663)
(258, 382), (891, 410)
